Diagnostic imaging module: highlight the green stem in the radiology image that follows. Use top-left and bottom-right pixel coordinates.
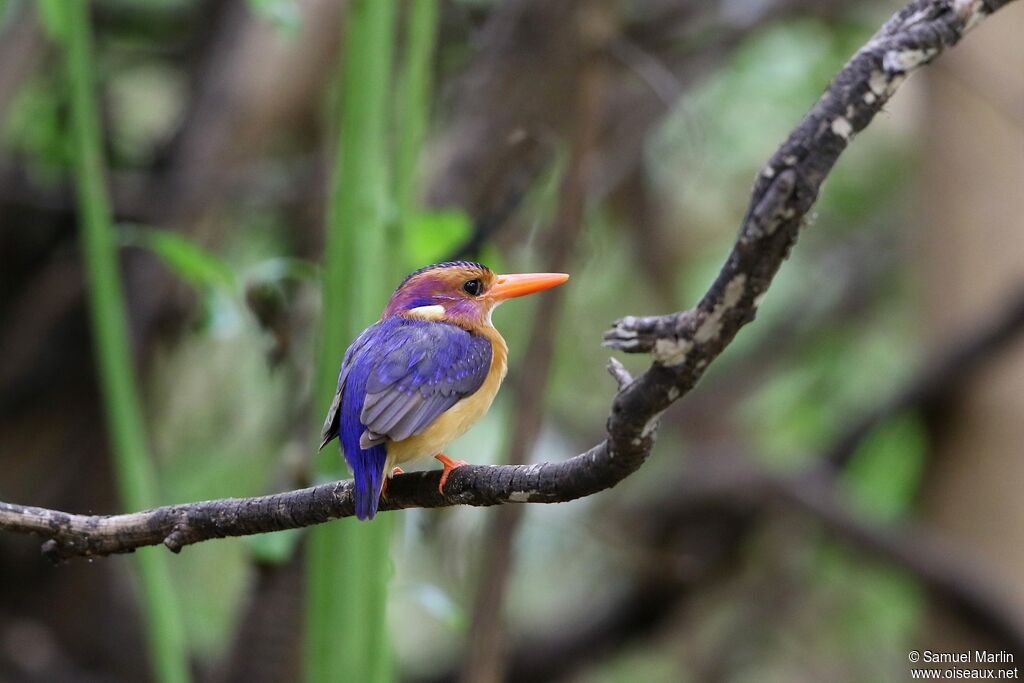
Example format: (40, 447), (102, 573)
(62, 3), (189, 683)
(395, 0), (439, 274)
(307, 2), (397, 682)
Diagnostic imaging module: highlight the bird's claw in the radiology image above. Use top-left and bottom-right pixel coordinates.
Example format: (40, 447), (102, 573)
(434, 454), (468, 495)
(380, 467), (405, 500)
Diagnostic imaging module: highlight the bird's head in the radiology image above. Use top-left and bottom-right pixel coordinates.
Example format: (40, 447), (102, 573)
(382, 261), (569, 329)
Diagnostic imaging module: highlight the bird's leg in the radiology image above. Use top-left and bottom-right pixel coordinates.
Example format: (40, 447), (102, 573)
(435, 453), (468, 494)
(380, 467), (405, 500)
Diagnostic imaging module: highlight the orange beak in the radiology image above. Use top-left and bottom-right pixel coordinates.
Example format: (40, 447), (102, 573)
(488, 272), (569, 301)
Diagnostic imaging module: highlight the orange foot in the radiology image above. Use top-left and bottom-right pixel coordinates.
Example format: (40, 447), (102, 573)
(435, 453), (468, 495)
(380, 467), (405, 499)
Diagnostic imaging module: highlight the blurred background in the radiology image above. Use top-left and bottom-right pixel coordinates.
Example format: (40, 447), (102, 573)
(1, 0), (1023, 681)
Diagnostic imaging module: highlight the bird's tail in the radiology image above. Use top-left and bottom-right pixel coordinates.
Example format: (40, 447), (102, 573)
(352, 443), (387, 520)
(336, 361), (388, 520)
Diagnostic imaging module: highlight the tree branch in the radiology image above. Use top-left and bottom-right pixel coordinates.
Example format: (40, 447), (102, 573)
(0, 0), (1014, 562)
(438, 287), (1024, 683)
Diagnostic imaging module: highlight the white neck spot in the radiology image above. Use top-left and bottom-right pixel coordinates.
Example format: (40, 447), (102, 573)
(406, 304), (447, 321)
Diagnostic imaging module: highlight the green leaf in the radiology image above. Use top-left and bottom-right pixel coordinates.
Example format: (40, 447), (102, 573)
(841, 415), (926, 521)
(120, 224), (237, 291)
(405, 209), (472, 265)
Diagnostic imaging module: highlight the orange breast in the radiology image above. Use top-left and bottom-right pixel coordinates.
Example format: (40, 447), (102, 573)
(385, 326), (508, 468)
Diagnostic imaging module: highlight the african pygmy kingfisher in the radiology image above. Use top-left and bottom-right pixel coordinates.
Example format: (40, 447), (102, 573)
(319, 261), (569, 519)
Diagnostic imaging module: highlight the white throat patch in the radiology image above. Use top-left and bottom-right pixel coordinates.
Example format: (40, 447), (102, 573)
(485, 299), (506, 327)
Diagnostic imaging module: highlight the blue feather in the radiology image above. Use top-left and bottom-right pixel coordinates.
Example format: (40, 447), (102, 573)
(327, 316), (492, 520)
(337, 323), (395, 520)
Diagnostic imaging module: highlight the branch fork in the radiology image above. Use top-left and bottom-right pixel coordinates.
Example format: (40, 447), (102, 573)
(0, 0), (1015, 562)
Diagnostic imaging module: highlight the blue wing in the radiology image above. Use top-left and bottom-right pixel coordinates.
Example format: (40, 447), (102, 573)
(319, 324), (376, 451)
(359, 320), (493, 446)
(319, 317), (492, 519)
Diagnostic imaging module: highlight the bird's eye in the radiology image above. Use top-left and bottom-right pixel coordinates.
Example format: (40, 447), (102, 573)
(462, 278), (483, 296)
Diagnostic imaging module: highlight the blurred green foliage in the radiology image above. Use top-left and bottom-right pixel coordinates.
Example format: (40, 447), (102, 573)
(404, 210), (472, 265)
(122, 224), (238, 290)
(308, 2), (399, 682)
(4, 77), (69, 179)
(843, 415), (926, 521)
(246, 0), (303, 37)
(57, 3), (190, 681)
(2, 2), (946, 680)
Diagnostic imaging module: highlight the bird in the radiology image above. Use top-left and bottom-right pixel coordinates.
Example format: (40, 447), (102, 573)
(319, 261), (569, 520)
